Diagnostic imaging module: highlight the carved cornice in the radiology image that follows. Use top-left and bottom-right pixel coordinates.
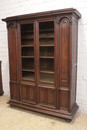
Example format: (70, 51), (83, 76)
(56, 15), (72, 24)
(7, 22), (17, 28)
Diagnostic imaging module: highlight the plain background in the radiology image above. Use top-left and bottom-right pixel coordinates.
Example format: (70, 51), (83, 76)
(0, 0), (87, 113)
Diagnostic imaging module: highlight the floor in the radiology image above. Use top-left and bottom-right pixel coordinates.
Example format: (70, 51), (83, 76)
(0, 96), (87, 130)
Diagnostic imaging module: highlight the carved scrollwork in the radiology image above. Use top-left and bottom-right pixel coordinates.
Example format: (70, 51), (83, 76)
(7, 22), (17, 28)
(56, 15), (72, 24)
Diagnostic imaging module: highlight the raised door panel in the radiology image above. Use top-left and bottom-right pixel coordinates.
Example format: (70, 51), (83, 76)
(10, 82), (19, 100)
(38, 87), (56, 108)
(60, 90), (69, 110)
(20, 84), (36, 103)
(59, 18), (70, 110)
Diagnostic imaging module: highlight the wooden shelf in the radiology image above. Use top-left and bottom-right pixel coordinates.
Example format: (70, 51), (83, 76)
(40, 80), (54, 85)
(22, 38), (34, 40)
(40, 56), (54, 59)
(21, 34), (33, 39)
(22, 77), (34, 82)
(22, 69), (34, 72)
(22, 75), (34, 82)
(40, 73), (54, 84)
(21, 40), (34, 46)
(39, 36), (54, 39)
(40, 70), (54, 74)
(22, 56), (34, 58)
(22, 30), (33, 34)
(40, 44), (54, 47)
(21, 45), (34, 47)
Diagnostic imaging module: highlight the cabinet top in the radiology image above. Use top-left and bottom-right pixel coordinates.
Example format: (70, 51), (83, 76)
(2, 8), (81, 22)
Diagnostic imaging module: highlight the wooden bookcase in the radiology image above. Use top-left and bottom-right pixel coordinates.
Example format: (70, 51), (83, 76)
(2, 8), (81, 121)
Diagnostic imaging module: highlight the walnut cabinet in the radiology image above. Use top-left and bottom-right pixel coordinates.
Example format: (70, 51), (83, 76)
(2, 8), (81, 120)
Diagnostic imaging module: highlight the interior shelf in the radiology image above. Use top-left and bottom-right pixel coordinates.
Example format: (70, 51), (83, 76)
(39, 46), (54, 57)
(21, 39), (34, 45)
(40, 73), (54, 84)
(40, 70), (54, 74)
(22, 47), (34, 56)
(40, 56), (54, 59)
(22, 76), (34, 82)
(22, 72), (34, 81)
(22, 38), (34, 40)
(39, 39), (54, 45)
(21, 45), (34, 47)
(22, 58), (34, 70)
(22, 69), (34, 72)
(39, 36), (54, 39)
(40, 44), (54, 47)
(40, 58), (54, 72)
(22, 56), (34, 58)
(39, 32), (54, 39)
(21, 30), (33, 34)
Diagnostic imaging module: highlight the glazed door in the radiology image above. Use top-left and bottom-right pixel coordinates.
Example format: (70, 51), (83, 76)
(37, 20), (58, 109)
(20, 23), (36, 104)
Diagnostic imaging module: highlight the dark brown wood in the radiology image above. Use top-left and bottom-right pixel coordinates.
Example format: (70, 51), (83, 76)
(0, 61), (4, 95)
(2, 8), (81, 22)
(2, 8), (81, 120)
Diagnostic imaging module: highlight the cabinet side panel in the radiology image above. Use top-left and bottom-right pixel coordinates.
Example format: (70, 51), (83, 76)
(71, 19), (78, 109)
(8, 23), (19, 100)
(60, 90), (68, 110)
(59, 18), (70, 110)
(59, 18), (69, 87)
(10, 82), (19, 100)
(8, 24), (17, 81)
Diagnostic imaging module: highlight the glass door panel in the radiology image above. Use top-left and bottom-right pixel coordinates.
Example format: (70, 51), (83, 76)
(39, 21), (54, 85)
(21, 23), (35, 82)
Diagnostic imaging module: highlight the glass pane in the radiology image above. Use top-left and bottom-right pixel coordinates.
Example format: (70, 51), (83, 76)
(40, 73), (54, 84)
(40, 59), (54, 72)
(21, 23), (35, 82)
(39, 21), (54, 85)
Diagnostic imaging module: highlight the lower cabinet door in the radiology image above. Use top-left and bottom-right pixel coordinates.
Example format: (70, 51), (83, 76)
(37, 86), (56, 109)
(20, 84), (36, 104)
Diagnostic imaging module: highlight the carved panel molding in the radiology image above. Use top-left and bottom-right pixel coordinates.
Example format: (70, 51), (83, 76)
(56, 15), (72, 24)
(7, 22), (17, 28)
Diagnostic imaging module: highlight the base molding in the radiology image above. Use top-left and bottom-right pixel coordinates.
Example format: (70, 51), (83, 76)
(9, 100), (79, 121)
